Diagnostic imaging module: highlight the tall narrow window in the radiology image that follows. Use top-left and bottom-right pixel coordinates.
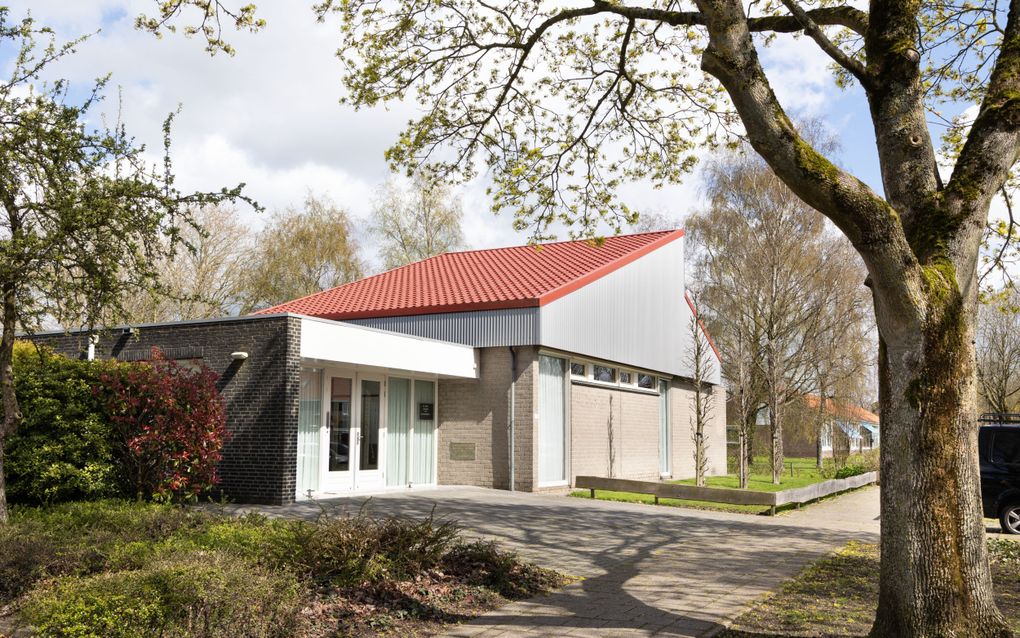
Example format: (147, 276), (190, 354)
(411, 380), (436, 485)
(386, 377), (411, 486)
(329, 377), (352, 472)
(297, 368), (322, 495)
(538, 355), (567, 484)
(659, 378), (670, 475)
(360, 379), (381, 470)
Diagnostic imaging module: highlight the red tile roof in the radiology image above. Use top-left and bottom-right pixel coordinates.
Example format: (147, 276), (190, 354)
(257, 229), (684, 320)
(803, 395), (880, 424)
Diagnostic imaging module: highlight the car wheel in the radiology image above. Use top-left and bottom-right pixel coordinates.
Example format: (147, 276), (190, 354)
(1000, 503), (1020, 534)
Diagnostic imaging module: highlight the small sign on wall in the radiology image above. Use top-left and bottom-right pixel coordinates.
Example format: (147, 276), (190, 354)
(450, 442), (476, 461)
(418, 402), (434, 420)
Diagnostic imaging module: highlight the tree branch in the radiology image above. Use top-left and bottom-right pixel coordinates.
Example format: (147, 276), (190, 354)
(778, 0), (870, 86)
(947, 0), (1020, 263)
(692, 0), (923, 330)
(591, 1), (867, 35)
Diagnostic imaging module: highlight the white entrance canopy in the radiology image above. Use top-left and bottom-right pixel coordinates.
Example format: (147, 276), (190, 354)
(299, 316), (478, 379)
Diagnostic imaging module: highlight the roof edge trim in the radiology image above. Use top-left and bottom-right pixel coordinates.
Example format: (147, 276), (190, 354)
(537, 229), (685, 307)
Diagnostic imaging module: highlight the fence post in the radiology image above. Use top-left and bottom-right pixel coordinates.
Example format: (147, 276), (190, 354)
(590, 488), (596, 499)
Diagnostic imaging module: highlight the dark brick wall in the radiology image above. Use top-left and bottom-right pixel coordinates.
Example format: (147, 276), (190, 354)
(28, 315), (302, 505)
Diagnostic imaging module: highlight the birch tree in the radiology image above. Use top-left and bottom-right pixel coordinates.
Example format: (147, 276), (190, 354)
(145, 0), (1020, 631)
(372, 172), (465, 270)
(976, 290), (1020, 414)
(690, 150), (867, 484)
(687, 297), (715, 486)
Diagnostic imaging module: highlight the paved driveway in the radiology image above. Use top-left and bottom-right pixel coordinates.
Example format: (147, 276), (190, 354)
(240, 486), (880, 637)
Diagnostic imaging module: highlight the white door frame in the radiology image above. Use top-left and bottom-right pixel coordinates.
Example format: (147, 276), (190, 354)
(318, 368), (388, 492)
(308, 367), (446, 494)
(354, 373), (387, 491)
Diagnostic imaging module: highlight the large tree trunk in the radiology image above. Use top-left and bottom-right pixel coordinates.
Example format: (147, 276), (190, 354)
(0, 286), (19, 524)
(871, 294), (1009, 636)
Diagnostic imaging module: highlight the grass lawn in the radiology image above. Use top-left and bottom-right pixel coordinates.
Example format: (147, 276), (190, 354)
(0, 500), (571, 638)
(720, 539), (1020, 636)
(672, 456), (829, 492)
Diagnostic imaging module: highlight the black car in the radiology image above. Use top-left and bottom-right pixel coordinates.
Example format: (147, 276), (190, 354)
(979, 414), (1020, 533)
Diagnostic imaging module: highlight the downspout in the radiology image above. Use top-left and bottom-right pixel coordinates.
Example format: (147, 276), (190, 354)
(508, 346), (516, 492)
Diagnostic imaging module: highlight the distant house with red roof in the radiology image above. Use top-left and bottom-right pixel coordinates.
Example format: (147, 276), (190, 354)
(755, 394), (880, 460)
(32, 230), (727, 504)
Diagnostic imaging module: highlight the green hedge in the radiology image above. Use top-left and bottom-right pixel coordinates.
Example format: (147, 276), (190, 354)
(7, 341), (229, 505)
(6, 342), (122, 504)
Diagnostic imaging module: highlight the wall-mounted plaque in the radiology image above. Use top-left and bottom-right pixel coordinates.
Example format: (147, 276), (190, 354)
(449, 442), (476, 461)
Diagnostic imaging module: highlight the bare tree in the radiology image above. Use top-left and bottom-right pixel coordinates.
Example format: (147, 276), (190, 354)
(688, 296), (715, 486)
(690, 148), (869, 484)
(119, 204), (250, 322)
(373, 172), (464, 270)
(977, 290), (1020, 414)
(239, 194), (365, 314)
(729, 331), (762, 489)
(630, 211), (682, 233)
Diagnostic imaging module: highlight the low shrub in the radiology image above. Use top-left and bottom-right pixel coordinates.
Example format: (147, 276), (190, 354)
(833, 464), (867, 479)
(821, 450), (879, 479)
(21, 550), (304, 638)
(0, 500), (212, 598)
(443, 540), (562, 599)
(282, 509), (460, 586)
(3, 500), (566, 638)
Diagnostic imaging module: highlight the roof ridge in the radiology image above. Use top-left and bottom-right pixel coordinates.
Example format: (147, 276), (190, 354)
(438, 229), (680, 258)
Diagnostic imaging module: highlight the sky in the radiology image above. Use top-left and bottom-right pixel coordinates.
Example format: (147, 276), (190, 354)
(1, 2), (900, 270)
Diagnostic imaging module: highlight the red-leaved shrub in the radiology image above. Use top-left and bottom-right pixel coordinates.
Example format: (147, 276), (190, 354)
(99, 349), (229, 502)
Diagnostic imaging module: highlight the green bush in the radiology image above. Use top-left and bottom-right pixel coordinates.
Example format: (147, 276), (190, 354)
(3, 500), (561, 638)
(6, 342), (121, 503)
(833, 464), (867, 479)
(8, 342), (230, 505)
(22, 550), (304, 638)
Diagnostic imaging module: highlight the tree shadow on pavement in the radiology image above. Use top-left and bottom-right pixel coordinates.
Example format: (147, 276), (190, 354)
(236, 489), (879, 637)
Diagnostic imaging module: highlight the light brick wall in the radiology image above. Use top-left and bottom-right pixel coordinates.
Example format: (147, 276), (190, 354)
(437, 348), (728, 489)
(619, 390), (662, 481)
(670, 379), (728, 480)
(569, 382), (661, 483)
(570, 383), (617, 480)
(437, 346), (537, 490)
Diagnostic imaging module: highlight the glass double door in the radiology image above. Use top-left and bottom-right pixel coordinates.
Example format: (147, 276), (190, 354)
(322, 372), (384, 492)
(296, 368), (437, 497)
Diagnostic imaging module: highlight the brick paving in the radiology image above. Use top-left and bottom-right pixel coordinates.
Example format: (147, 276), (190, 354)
(242, 485), (880, 637)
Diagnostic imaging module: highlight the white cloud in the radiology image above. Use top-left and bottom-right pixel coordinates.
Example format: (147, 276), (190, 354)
(4, 1), (852, 265)
(759, 34), (835, 114)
